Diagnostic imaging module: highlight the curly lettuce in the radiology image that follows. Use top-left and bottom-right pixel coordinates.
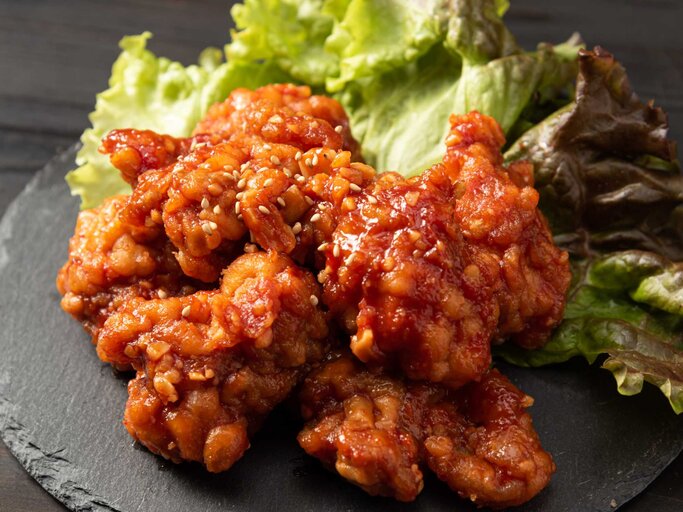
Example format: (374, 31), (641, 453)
(500, 48), (683, 413)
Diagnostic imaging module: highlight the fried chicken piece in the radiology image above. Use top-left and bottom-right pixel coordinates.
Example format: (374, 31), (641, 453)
(56, 195), (194, 337)
(95, 251), (329, 472)
(194, 84), (360, 160)
(303, 112), (570, 386)
(298, 352), (554, 508)
(442, 112), (571, 348)
(100, 85), (359, 281)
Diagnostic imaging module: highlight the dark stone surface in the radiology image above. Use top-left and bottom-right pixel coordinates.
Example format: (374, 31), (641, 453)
(0, 147), (681, 512)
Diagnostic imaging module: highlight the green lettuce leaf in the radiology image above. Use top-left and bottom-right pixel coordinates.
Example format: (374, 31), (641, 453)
(500, 48), (683, 413)
(225, 0), (581, 175)
(68, 32), (291, 208)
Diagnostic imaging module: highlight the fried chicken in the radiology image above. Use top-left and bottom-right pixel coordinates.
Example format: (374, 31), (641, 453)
(56, 195), (195, 337)
(304, 112), (570, 386)
(298, 351), (555, 508)
(99, 84), (359, 282)
(96, 251), (329, 472)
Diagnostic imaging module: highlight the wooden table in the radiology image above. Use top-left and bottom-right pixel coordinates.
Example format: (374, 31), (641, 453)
(1, 1), (681, 510)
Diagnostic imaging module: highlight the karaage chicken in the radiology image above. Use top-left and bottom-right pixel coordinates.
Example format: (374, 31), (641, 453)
(298, 351), (555, 508)
(96, 251), (329, 472)
(57, 82), (569, 508)
(304, 112), (570, 387)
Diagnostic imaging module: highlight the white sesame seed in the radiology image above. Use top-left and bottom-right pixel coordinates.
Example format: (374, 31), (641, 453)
(264, 178), (274, 187)
(270, 155), (281, 165)
(209, 221), (218, 231)
(309, 295), (319, 306)
(268, 115), (283, 123)
(258, 166), (269, 173)
(201, 197), (210, 209)
(344, 253), (355, 266)
(349, 183), (362, 192)
(305, 196), (314, 205)
(223, 172), (234, 180)
(258, 205), (270, 215)
(213, 205), (222, 214)
(335, 125), (343, 133)
(277, 197), (286, 207)
(236, 192), (244, 200)
(158, 289), (168, 299)
(367, 195), (378, 204)
(292, 222), (302, 235)
(202, 223), (213, 235)
(235, 201), (241, 214)
(263, 143), (272, 151)
(296, 175), (306, 184)
(310, 213), (321, 222)
(237, 178), (247, 189)
(311, 154), (319, 166)
(181, 305), (191, 317)
(283, 169), (292, 178)
(305, 158), (312, 167)
(295, 151), (302, 161)
(317, 243), (328, 252)
(333, 244), (340, 257)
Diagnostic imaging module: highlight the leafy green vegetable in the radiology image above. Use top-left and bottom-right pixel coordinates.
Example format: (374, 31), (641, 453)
(500, 48), (683, 413)
(67, 32), (291, 208)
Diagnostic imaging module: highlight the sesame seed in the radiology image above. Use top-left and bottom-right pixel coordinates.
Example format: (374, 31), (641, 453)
(367, 195), (378, 204)
(305, 158), (312, 167)
(207, 183), (222, 196)
(181, 305), (191, 317)
(333, 245), (340, 257)
(310, 121), (319, 129)
(264, 178), (274, 187)
(235, 201), (241, 214)
(309, 295), (319, 306)
(317, 243), (328, 252)
(349, 183), (362, 192)
(305, 196), (314, 205)
(277, 197), (286, 207)
(213, 205), (222, 214)
(292, 222), (302, 235)
(258, 205), (270, 215)
(201, 197), (210, 209)
(263, 143), (272, 151)
(344, 253), (355, 266)
(209, 221), (218, 231)
(158, 289), (168, 299)
(236, 192), (244, 200)
(283, 169), (292, 178)
(202, 223), (213, 235)
(335, 125), (343, 133)
(270, 155), (281, 165)
(258, 166), (269, 173)
(233, 170), (240, 179)
(223, 172), (234, 180)
(296, 175), (306, 184)
(310, 213), (321, 222)
(205, 368), (215, 379)
(311, 154), (319, 166)
(295, 151), (302, 161)
(237, 178), (247, 189)
(268, 115), (283, 123)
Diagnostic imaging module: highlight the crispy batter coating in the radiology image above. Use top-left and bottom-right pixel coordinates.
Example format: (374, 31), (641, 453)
(96, 252), (329, 472)
(442, 112), (571, 348)
(298, 352), (554, 508)
(100, 85), (359, 282)
(56, 195), (194, 336)
(304, 112), (570, 386)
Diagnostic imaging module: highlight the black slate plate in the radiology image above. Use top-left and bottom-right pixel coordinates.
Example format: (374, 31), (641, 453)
(1, 146), (681, 512)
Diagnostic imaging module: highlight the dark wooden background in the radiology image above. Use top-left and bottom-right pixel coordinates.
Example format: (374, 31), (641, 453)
(0, 1), (681, 510)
